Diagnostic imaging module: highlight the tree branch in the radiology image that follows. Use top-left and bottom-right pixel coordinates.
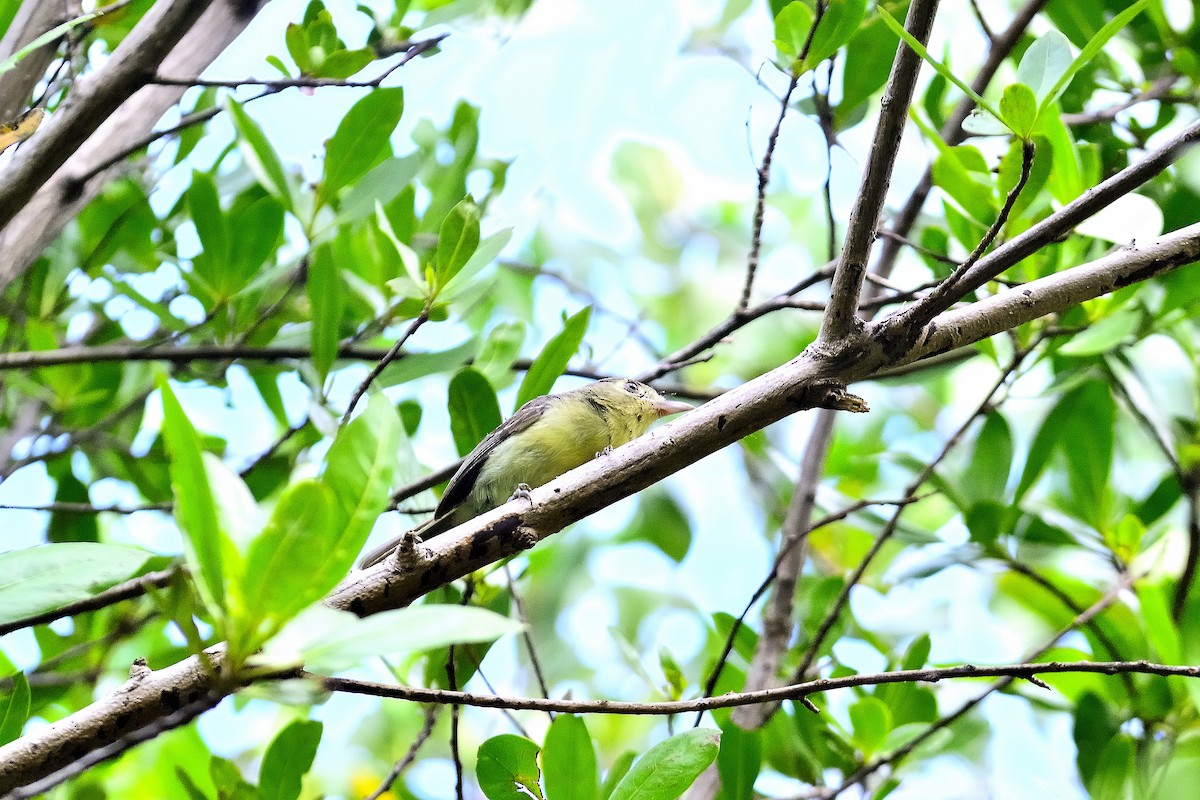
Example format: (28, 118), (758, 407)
(898, 222), (1200, 361)
(892, 119), (1200, 335)
(0, 0), (217, 233)
(0, 0), (267, 290)
(869, 0), (1051, 284)
(819, 0), (940, 342)
(317, 658), (1200, 715)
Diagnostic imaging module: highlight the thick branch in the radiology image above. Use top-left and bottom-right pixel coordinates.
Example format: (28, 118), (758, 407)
(0, 0), (216, 232)
(900, 222), (1200, 360)
(870, 0), (1051, 283)
(893, 118), (1200, 333)
(0, 0), (265, 290)
(819, 0), (940, 341)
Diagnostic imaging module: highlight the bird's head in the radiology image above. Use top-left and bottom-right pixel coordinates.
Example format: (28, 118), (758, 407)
(582, 378), (693, 442)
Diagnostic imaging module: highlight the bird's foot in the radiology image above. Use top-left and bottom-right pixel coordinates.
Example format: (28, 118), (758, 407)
(509, 483), (533, 505)
(595, 445), (614, 458)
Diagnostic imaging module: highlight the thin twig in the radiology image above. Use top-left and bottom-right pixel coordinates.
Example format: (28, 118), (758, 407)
(695, 495), (924, 727)
(504, 564), (553, 710)
(151, 35), (448, 90)
(363, 706), (439, 800)
(0, 567), (181, 636)
(909, 139), (1035, 327)
(341, 311), (429, 425)
(318, 654), (1198, 716)
(820, 0), (941, 342)
(0, 501), (171, 514)
(739, 70), (802, 312)
(869, 0), (1051, 287)
(821, 573), (1134, 798)
(793, 342), (1035, 681)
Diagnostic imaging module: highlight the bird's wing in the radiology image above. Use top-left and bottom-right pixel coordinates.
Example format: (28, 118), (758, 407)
(435, 393), (558, 516)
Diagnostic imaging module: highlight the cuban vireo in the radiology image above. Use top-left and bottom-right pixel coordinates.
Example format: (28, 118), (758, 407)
(358, 378), (692, 567)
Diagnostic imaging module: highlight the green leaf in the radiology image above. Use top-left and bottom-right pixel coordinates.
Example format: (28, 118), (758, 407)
(996, 135), (1051, 218)
(47, 472), (98, 544)
(259, 719), (322, 800)
(228, 196), (285, 290)
(478, 734), (544, 800)
(160, 379), (228, 616)
(376, 338), (478, 387)
(932, 147), (995, 226)
(474, 320), (527, 388)
(1088, 733), (1134, 800)
(0, 9), (101, 77)
(241, 480), (337, 630)
(314, 47), (374, 79)
(802, 0), (869, 69)
(1059, 381), (1114, 521)
(773, 2), (813, 62)
(257, 604), (521, 673)
(1016, 31), (1072, 106)
(448, 367), (502, 457)
(716, 721), (762, 800)
(188, 171), (228, 266)
(999, 83), (1037, 139)
(1074, 692), (1121, 786)
(226, 98), (293, 211)
(1137, 580), (1180, 662)
(620, 491), (692, 563)
(321, 393), (401, 575)
(0, 543), (152, 626)
(308, 244), (343, 382)
(515, 307), (592, 411)
(322, 87), (405, 203)
(440, 227), (513, 300)
(333, 154), (421, 226)
(0, 672), (29, 745)
(1058, 309), (1141, 357)
(543, 715), (598, 800)
(435, 196), (482, 286)
(285, 22), (312, 73)
(877, 8), (998, 122)
(848, 697), (892, 757)
(1040, 105), (1083, 202)
(601, 753), (638, 800)
(1043, 0), (1149, 114)
(962, 412), (1012, 505)
(609, 728), (721, 800)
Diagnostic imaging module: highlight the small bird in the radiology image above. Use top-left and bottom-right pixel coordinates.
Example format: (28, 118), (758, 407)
(358, 378), (692, 567)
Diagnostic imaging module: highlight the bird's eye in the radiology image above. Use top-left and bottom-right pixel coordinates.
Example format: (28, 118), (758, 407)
(624, 381), (641, 394)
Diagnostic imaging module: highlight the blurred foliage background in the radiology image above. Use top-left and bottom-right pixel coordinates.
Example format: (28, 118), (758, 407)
(1, 0), (1200, 798)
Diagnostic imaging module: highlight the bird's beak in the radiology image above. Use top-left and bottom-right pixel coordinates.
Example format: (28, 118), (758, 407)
(652, 397), (693, 417)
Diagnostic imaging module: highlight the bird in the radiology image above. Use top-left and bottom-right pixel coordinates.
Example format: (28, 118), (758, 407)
(358, 377), (692, 567)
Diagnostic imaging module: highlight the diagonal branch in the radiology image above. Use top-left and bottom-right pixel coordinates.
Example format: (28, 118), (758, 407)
(869, 0), (1052, 284)
(0, 0), (267, 290)
(819, 0), (941, 342)
(891, 119), (1200, 337)
(0, 0), (217, 233)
